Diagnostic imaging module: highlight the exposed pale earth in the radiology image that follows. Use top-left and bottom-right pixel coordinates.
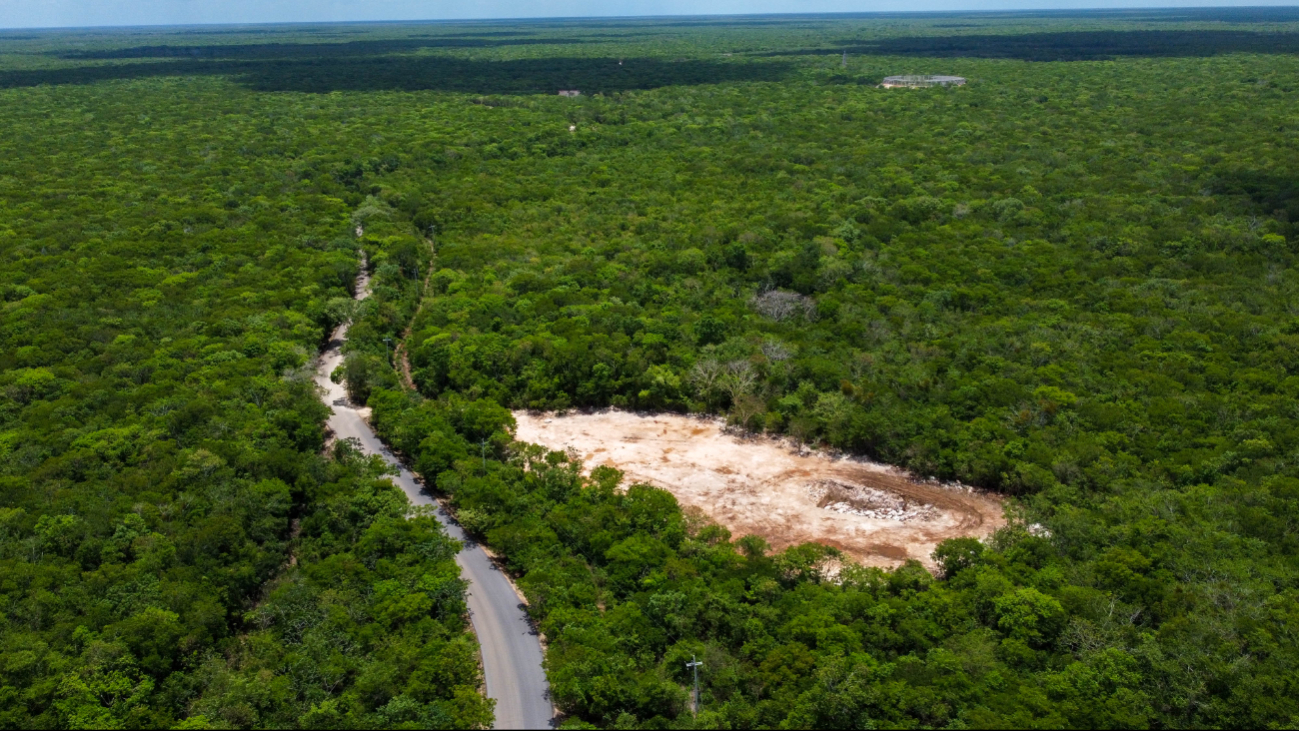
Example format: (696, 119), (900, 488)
(515, 410), (1004, 569)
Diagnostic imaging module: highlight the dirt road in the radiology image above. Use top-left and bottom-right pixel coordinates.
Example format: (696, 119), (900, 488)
(516, 410), (1004, 569)
(316, 256), (552, 730)
(393, 237), (435, 392)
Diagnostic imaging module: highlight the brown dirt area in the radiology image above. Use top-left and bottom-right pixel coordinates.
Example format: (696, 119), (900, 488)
(515, 410), (1005, 570)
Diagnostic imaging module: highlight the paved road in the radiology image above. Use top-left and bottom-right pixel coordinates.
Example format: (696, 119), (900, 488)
(313, 267), (553, 730)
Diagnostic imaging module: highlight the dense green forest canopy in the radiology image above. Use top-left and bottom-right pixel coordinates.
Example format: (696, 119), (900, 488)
(3, 8), (1299, 729)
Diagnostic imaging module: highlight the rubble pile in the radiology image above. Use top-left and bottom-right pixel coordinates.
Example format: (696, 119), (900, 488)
(807, 480), (937, 522)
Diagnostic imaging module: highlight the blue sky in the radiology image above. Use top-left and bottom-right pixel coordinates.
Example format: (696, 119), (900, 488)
(1, 0), (1294, 29)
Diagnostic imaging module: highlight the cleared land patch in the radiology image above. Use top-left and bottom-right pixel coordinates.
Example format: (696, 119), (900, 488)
(515, 410), (1004, 569)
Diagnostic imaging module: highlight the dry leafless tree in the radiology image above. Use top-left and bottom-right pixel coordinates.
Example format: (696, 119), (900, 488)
(750, 289), (815, 322)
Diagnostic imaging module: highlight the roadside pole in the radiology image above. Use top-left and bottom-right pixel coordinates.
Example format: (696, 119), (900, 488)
(686, 655), (702, 717)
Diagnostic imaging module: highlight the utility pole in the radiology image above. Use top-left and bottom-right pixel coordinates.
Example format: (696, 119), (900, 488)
(383, 337), (393, 365)
(841, 50), (847, 69)
(686, 655), (703, 717)
(481, 438), (488, 474)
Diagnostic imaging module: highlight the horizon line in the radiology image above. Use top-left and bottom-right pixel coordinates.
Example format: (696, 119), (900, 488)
(4, 4), (1298, 33)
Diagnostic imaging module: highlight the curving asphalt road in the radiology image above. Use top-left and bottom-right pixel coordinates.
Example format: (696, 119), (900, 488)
(312, 262), (553, 730)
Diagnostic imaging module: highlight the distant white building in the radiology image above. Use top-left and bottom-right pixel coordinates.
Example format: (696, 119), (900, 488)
(558, 90), (582, 97)
(880, 75), (966, 88)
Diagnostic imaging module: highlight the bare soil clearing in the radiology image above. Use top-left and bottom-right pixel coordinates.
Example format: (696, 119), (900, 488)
(515, 410), (1005, 569)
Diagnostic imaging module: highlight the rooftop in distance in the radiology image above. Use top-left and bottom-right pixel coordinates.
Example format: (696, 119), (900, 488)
(880, 75), (966, 88)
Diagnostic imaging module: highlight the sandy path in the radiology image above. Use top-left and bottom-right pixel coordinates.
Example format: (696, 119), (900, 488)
(515, 410), (1004, 569)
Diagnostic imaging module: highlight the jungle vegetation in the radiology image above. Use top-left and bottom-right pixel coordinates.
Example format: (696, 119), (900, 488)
(4, 8), (1299, 729)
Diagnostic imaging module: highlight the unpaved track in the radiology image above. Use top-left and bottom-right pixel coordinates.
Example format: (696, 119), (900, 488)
(516, 410), (1004, 569)
(316, 258), (552, 730)
(393, 237), (435, 392)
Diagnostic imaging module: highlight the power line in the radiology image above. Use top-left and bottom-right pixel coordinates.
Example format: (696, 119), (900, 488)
(686, 655), (703, 717)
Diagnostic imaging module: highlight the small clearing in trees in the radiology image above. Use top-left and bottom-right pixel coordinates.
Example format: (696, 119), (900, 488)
(515, 410), (1005, 570)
